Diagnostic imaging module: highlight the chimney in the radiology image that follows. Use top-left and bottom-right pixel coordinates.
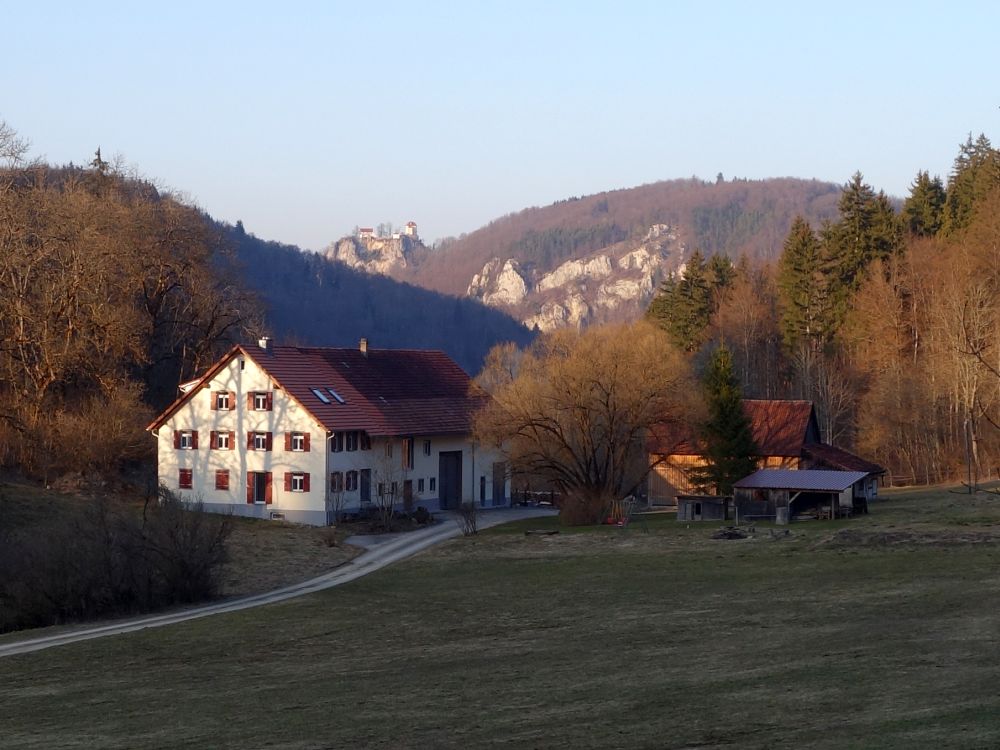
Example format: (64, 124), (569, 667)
(258, 336), (272, 354)
(360, 338), (368, 356)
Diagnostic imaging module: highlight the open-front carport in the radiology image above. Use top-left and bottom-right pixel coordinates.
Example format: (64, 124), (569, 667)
(732, 469), (875, 524)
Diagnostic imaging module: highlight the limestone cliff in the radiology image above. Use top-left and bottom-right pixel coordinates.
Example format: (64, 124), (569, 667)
(467, 224), (685, 331)
(323, 235), (420, 276)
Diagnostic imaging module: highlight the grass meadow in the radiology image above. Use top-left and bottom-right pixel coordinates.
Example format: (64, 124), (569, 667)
(2, 485), (1000, 748)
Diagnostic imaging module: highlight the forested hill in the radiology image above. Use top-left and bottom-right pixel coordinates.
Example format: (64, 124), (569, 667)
(229, 226), (534, 374)
(407, 177), (844, 297)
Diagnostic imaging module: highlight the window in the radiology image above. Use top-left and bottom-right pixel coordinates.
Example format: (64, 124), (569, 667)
(360, 469), (371, 502)
(331, 432), (344, 452)
(291, 432), (305, 452)
(346, 431), (359, 452)
(285, 472), (310, 493)
(385, 442), (393, 458)
(311, 387), (331, 404)
(215, 431), (231, 450)
(252, 392), (271, 411)
(247, 471), (272, 504)
(215, 391), (230, 410)
(215, 470), (229, 490)
(176, 430), (197, 450)
(327, 388), (346, 404)
(250, 432), (272, 451)
(480, 475), (486, 503)
(330, 471), (344, 492)
(418, 478), (425, 493)
(429, 477), (436, 492)
(346, 470), (358, 492)
(179, 468), (193, 489)
(360, 433), (371, 451)
(423, 440), (431, 456)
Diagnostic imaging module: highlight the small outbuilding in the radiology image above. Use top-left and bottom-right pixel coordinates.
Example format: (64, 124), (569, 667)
(676, 494), (731, 521)
(732, 469), (876, 524)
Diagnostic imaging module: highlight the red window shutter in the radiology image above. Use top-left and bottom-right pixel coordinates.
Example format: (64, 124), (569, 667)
(265, 432), (273, 451)
(330, 473), (336, 491)
(303, 473), (310, 492)
(173, 430), (180, 449)
(246, 473), (254, 504)
(248, 392), (255, 410)
(210, 430), (218, 450)
(303, 433), (310, 452)
(228, 391), (236, 410)
(265, 473), (273, 504)
(247, 432), (255, 450)
(284, 472), (292, 492)
(284, 432), (292, 451)
(192, 431), (199, 450)
(228, 431), (236, 450)
(210, 391), (217, 411)
(266, 392), (273, 411)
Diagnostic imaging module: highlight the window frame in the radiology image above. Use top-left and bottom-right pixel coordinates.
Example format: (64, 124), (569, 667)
(291, 432), (305, 452)
(346, 431), (359, 452)
(346, 470), (358, 492)
(254, 432), (268, 451)
(291, 473), (306, 492)
(429, 477), (436, 492)
(179, 430), (194, 450)
(423, 440), (431, 456)
(216, 431), (230, 450)
(253, 392), (269, 411)
(215, 391), (230, 410)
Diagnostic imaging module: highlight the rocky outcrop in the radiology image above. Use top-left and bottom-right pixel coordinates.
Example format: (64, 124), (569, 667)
(466, 224), (685, 332)
(468, 258), (529, 307)
(323, 235), (415, 276)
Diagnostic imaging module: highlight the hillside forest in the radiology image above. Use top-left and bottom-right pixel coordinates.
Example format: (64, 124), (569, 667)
(0, 123), (531, 482)
(646, 135), (1000, 485)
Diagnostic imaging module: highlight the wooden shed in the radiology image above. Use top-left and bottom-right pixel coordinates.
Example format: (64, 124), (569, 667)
(676, 495), (731, 521)
(732, 469), (876, 524)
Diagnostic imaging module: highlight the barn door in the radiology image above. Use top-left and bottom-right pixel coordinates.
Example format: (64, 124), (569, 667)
(438, 451), (462, 510)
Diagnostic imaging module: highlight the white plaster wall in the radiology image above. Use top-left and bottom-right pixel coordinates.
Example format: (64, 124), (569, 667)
(156, 354), (328, 522)
(326, 434), (509, 511)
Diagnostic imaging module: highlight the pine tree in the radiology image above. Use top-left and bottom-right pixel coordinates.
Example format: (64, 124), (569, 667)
(689, 344), (759, 495)
(902, 171), (946, 237)
(777, 216), (827, 350)
(820, 172), (903, 331)
(646, 250), (711, 351)
(942, 134), (1000, 235)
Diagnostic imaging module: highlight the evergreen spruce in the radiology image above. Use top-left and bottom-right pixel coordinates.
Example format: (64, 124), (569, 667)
(942, 134), (1000, 235)
(646, 250), (734, 352)
(777, 216), (827, 350)
(902, 171), (946, 237)
(690, 344), (759, 495)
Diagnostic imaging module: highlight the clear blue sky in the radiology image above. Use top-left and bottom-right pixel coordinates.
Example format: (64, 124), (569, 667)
(4, 1), (997, 250)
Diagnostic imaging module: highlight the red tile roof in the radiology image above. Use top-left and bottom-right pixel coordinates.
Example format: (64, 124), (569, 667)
(148, 344), (486, 437)
(648, 399), (817, 457)
(802, 443), (886, 475)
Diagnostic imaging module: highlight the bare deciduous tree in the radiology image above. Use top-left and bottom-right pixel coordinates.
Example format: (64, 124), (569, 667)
(475, 322), (698, 525)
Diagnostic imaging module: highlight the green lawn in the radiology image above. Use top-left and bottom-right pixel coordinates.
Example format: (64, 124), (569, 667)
(2, 486), (1000, 749)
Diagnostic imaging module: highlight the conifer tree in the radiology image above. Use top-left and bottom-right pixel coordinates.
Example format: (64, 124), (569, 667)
(820, 172), (903, 332)
(689, 344), (759, 495)
(777, 216), (827, 350)
(902, 171), (946, 237)
(942, 134), (1000, 235)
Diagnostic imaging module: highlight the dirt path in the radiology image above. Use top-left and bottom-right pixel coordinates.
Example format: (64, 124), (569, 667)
(0, 507), (554, 658)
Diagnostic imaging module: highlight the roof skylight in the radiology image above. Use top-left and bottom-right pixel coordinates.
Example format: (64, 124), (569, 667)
(327, 388), (346, 404)
(310, 388), (331, 404)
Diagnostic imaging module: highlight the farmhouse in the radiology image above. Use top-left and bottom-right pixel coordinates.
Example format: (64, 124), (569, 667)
(147, 338), (509, 525)
(647, 400), (884, 505)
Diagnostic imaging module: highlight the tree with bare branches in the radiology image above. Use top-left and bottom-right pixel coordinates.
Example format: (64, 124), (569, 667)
(475, 322), (698, 525)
